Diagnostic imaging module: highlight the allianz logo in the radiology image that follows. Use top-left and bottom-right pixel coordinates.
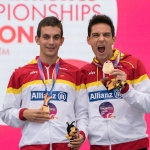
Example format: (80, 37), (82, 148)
(89, 90), (122, 102)
(89, 92), (113, 100)
(31, 91), (67, 101)
(58, 92), (67, 101)
(88, 71), (95, 75)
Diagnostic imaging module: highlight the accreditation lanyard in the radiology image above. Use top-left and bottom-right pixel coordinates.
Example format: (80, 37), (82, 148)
(37, 57), (60, 105)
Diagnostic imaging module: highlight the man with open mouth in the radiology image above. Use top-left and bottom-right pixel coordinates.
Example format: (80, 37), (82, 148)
(81, 14), (150, 150)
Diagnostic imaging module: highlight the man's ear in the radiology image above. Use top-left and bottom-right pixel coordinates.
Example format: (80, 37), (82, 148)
(87, 36), (91, 45)
(112, 36), (116, 45)
(60, 37), (64, 46)
(35, 36), (40, 45)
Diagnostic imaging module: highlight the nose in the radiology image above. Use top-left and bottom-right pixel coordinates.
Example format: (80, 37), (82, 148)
(98, 34), (104, 42)
(48, 37), (54, 44)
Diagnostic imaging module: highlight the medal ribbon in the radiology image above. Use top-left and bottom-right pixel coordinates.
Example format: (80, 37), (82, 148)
(37, 57), (60, 105)
(113, 50), (121, 66)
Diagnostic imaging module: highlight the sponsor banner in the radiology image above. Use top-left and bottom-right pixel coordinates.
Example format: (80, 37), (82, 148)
(31, 91), (68, 101)
(89, 89), (122, 102)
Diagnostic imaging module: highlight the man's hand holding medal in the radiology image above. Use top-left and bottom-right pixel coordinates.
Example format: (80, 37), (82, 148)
(102, 60), (127, 91)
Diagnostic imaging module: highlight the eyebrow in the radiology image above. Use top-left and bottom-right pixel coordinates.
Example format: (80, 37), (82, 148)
(43, 34), (61, 37)
(103, 32), (111, 35)
(92, 32), (111, 35)
(54, 34), (61, 37)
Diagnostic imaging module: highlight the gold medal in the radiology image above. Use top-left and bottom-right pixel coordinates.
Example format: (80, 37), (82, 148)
(42, 105), (50, 113)
(41, 105), (50, 117)
(102, 60), (114, 74)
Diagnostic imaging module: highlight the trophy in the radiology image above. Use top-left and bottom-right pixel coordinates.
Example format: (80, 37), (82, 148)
(65, 121), (79, 147)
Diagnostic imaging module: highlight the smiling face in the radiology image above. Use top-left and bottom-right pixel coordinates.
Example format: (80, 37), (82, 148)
(35, 26), (64, 64)
(87, 23), (116, 64)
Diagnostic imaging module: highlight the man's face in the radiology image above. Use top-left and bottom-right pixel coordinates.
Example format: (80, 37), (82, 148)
(35, 26), (64, 59)
(87, 23), (116, 64)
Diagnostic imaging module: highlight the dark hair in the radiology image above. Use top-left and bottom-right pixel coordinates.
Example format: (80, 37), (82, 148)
(37, 16), (63, 37)
(88, 14), (115, 37)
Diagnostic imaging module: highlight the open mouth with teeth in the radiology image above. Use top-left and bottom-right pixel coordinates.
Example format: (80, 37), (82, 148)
(98, 46), (105, 53)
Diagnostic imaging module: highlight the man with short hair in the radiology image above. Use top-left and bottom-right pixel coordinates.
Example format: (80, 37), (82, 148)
(0, 16), (88, 150)
(81, 14), (150, 150)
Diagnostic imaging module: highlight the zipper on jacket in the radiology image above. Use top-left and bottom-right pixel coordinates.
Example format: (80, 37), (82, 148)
(106, 120), (112, 150)
(45, 66), (52, 150)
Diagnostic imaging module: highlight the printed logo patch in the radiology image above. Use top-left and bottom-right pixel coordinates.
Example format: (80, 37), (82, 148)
(88, 89), (122, 102)
(88, 71), (95, 75)
(99, 102), (115, 118)
(31, 91), (68, 102)
(48, 103), (58, 120)
(30, 70), (38, 74)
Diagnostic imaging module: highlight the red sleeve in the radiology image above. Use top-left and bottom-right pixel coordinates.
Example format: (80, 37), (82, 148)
(79, 130), (85, 139)
(19, 108), (28, 121)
